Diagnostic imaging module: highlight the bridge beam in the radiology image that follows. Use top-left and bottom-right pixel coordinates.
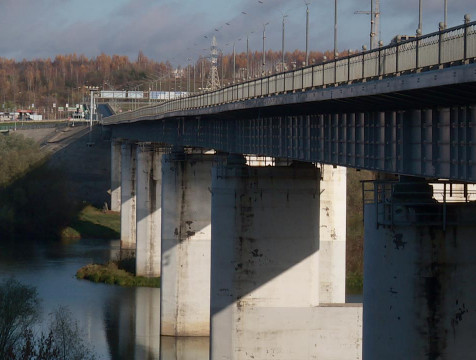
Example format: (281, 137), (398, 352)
(160, 149), (213, 336)
(120, 142), (137, 251)
(135, 144), (163, 277)
(363, 181), (476, 359)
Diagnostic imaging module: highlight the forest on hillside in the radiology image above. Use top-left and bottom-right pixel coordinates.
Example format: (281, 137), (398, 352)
(0, 48), (343, 117)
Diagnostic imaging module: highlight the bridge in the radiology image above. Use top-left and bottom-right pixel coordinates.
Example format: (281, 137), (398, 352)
(103, 20), (476, 359)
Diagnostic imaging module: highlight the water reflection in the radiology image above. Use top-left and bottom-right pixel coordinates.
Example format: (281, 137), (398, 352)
(161, 337), (209, 360)
(0, 239), (209, 360)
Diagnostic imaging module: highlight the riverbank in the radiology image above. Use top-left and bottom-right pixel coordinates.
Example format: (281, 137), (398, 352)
(76, 260), (160, 288)
(61, 204), (120, 240)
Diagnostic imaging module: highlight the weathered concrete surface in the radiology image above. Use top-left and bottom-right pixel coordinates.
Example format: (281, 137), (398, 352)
(160, 152), (213, 336)
(364, 202), (476, 359)
(319, 165), (346, 303)
(211, 305), (362, 360)
(111, 140), (121, 212)
(161, 336), (210, 360)
(135, 145), (162, 277)
(120, 142), (137, 250)
(211, 163), (357, 359)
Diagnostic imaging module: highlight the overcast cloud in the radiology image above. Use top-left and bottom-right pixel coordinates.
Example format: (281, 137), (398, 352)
(0, 0), (474, 65)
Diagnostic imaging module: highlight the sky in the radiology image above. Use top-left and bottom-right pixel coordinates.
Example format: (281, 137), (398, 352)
(0, 0), (474, 65)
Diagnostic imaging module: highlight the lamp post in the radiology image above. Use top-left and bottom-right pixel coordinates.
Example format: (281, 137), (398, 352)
(418, 0), (423, 34)
(233, 43), (236, 83)
(282, 14), (288, 72)
(262, 22), (269, 75)
(334, 0), (338, 58)
(305, 2), (310, 66)
(187, 58), (191, 93)
(444, 0), (447, 29)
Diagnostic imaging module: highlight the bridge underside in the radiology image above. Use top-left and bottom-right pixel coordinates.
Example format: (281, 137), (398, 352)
(109, 90), (476, 182)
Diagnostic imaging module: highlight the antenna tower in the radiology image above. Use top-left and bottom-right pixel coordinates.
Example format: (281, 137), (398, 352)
(207, 36), (221, 90)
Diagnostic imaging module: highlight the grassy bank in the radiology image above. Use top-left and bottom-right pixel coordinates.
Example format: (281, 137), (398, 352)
(76, 260), (160, 288)
(62, 205), (120, 240)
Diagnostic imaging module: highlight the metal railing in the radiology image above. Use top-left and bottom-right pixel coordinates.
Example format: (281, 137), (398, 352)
(104, 21), (476, 125)
(362, 180), (476, 229)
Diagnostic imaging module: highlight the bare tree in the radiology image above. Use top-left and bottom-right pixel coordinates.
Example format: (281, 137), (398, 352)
(48, 306), (96, 360)
(0, 279), (40, 358)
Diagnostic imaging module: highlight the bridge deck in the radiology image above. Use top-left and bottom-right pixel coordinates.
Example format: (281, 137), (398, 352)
(105, 22), (476, 182)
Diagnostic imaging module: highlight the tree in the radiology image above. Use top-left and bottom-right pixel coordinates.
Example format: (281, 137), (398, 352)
(0, 279), (40, 359)
(0, 280), (96, 360)
(48, 306), (96, 360)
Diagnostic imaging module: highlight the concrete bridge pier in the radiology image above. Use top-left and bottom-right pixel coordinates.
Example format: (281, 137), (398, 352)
(135, 144), (163, 277)
(160, 149), (214, 336)
(210, 159), (322, 359)
(120, 142), (137, 251)
(111, 140), (122, 212)
(363, 181), (476, 359)
(319, 165), (346, 303)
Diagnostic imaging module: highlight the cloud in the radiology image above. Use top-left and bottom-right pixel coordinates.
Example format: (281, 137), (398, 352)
(0, 0), (474, 63)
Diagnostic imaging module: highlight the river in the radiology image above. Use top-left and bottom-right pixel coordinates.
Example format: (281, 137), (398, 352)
(0, 238), (362, 359)
(0, 238), (209, 360)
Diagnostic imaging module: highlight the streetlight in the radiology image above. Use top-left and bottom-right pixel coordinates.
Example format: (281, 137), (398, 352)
(444, 0), (448, 29)
(246, 31), (254, 79)
(262, 22), (269, 75)
(305, 2), (310, 66)
(233, 43), (236, 83)
(417, 0), (423, 35)
(282, 14), (288, 72)
(187, 58), (191, 93)
(334, 0), (338, 58)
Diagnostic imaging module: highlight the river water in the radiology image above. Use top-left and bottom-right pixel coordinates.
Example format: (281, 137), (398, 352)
(0, 238), (209, 360)
(0, 238), (362, 359)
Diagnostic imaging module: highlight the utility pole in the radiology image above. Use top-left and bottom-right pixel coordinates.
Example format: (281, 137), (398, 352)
(355, 0), (380, 50)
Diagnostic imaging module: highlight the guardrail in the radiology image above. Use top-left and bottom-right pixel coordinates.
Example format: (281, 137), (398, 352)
(104, 20), (476, 125)
(362, 180), (476, 229)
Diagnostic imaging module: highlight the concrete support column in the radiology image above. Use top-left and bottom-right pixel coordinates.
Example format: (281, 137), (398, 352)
(111, 140), (122, 212)
(319, 165), (346, 303)
(363, 185), (476, 359)
(210, 161), (322, 359)
(160, 151), (213, 336)
(135, 144), (163, 277)
(120, 142), (136, 251)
